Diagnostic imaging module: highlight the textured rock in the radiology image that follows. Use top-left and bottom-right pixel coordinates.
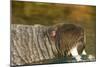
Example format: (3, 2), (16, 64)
(11, 24), (59, 66)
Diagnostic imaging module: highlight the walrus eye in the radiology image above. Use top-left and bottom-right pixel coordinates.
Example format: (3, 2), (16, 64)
(51, 30), (56, 37)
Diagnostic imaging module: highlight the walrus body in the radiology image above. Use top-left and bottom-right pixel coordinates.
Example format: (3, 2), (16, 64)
(52, 23), (86, 61)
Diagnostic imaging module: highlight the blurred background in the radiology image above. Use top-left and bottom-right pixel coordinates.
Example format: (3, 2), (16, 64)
(11, 1), (96, 57)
